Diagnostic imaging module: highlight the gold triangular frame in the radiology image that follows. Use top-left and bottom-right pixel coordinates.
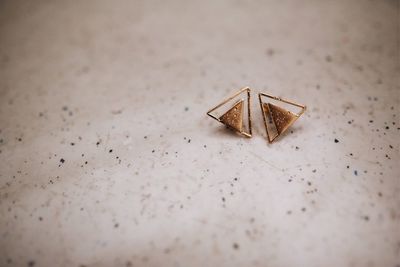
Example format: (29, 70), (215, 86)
(207, 87), (252, 137)
(258, 93), (306, 143)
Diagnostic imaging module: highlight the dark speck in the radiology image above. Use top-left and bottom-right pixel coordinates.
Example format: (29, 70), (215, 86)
(18, 138), (22, 142)
(301, 207), (306, 212)
(363, 216), (369, 221)
(334, 138), (339, 143)
(114, 223), (119, 228)
(184, 107), (189, 111)
(70, 142), (75, 146)
(62, 106), (68, 111)
(109, 149), (113, 153)
(232, 243), (239, 250)
(325, 55), (332, 62)
(60, 158), (65, 164)
(354, 170), (358, 176)
(28, 261), (35, 267)
(266, 48), (275, 56)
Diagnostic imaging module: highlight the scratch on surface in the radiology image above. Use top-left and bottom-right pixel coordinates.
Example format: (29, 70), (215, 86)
(248, 151), (284, 172)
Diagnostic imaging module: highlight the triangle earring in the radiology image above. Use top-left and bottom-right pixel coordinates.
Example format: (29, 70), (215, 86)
(258, 92), (306, 143)
(207, 87), (252, 137)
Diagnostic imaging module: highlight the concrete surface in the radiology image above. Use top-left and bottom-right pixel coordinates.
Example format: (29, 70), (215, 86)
(0, 0), (399, 266)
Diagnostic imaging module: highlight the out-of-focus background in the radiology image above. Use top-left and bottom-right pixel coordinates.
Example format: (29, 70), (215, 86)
(0, 0), (399, 266)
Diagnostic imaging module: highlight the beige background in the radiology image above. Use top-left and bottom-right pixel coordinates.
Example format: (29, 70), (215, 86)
(0, 0), (399, 266)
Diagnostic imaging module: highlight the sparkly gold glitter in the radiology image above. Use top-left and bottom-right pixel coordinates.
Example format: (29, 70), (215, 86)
(259, 93), (306, 143)
(207, 87), (252, 137)
(219, 100), (244, 132)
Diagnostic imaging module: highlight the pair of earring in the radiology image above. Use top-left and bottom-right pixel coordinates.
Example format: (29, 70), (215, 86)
(206, 87), (306, 143)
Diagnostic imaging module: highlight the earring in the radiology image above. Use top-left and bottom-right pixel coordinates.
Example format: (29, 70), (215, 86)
(207, 87), (252, 137)
(258, 92), (306, 143)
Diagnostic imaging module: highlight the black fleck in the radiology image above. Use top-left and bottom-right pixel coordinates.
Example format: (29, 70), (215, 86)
(325, 55), (332, 62)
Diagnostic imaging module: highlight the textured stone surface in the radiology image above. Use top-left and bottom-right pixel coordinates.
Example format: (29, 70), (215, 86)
(0, 1), (399, 267)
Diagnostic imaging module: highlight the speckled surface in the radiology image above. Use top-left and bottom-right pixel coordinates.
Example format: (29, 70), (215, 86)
(0, 1), (399, 267)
